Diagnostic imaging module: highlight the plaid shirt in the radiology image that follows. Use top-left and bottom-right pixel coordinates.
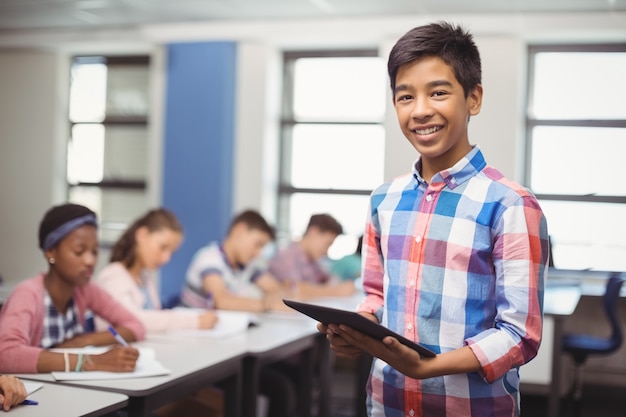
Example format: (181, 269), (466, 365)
(268, 242), (331, 285)
(40, 293), (83, 348)
(357, 147), (548, 417)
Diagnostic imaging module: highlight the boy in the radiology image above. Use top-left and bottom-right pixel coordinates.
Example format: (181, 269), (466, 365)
(179, 209), (298, 417)
(268, 213), (356, 298)
(180, 209), (291, 312)
(319, 22), (549, 417)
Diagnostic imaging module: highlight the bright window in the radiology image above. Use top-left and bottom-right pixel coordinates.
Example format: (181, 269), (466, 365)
(279, 51), (386, 259)
(67, 55), (150, 245)
(527, 45), (626, 271)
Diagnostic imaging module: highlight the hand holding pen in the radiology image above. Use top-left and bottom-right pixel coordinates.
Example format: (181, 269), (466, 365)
(108, 326), (130, 347)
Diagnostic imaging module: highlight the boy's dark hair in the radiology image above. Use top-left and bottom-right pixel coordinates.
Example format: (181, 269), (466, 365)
(306, 213), (343, 236)
(229, 209), (276, 240)
(387, 21), (482, 98)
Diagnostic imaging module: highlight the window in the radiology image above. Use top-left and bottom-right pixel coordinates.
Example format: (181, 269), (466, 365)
(279, 51), (386, 258)
(68, 56), (150, 245)
(526, 45), (626, 271)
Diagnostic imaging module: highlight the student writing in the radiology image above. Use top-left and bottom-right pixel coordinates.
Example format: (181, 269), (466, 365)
(268, 213), (356, 298)
(95, 208), (218, 333)
(0, 203), (145, 373)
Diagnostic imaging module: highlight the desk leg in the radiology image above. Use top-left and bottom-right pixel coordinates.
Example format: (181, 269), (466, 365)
(298, 347), (314, 417)
(356, 353), (372, 417)
(217, 371), (242, 417)
(548, 316), (565, 417)
(242, 357), (260, 417)
(315, 334), (333, 417)
(125, 396), (149, 417)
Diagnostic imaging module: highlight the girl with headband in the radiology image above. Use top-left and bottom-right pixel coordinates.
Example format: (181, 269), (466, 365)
(0, 203), (146, 373)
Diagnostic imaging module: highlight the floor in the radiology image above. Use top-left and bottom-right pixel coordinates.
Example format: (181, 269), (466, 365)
(328, 360), (626, 417)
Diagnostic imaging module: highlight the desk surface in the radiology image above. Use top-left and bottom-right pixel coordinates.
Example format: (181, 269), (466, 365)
(9, 382), (128, 417)
(543, 284), (582, 316)
(17, 338), (246, 395)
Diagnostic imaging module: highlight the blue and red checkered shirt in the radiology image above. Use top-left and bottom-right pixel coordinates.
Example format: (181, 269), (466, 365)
(357, 146), (548, 417)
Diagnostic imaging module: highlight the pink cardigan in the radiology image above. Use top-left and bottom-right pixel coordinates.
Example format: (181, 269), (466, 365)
(0, 273), (146, 373)
(95, 262), (199, 333)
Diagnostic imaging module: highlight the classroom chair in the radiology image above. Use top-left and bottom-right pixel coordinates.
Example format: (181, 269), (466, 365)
(561, 272), (625, 417)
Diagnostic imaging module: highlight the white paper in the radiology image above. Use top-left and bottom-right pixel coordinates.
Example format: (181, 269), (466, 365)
(165, 309), (259, 338)
(23, 381), (43, 395)
(50, 347), (170, 381)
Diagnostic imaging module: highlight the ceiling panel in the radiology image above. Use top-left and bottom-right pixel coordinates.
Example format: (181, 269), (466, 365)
(0, 0), (624, 32)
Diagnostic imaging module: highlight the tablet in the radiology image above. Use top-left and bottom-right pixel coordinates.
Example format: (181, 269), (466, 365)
(283, 299), (436, 357)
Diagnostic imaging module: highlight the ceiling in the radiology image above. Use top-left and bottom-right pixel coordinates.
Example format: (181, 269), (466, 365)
(1, 0), (625, 33)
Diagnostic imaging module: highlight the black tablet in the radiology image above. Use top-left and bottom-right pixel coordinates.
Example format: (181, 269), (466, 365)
(283, 299), (436, 357)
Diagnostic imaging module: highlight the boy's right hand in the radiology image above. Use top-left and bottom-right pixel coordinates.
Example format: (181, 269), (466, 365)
(86, 346), (139, 372)
(198, 311), (219, 329)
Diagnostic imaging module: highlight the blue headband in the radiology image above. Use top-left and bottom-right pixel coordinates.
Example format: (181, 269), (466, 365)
(42, 214), (98, 250)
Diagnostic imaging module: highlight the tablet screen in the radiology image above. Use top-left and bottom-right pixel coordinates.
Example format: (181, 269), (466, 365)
(283, 299), (436, 357)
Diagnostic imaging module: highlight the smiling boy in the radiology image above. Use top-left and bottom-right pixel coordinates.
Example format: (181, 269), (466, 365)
(319, 22), (549, 416)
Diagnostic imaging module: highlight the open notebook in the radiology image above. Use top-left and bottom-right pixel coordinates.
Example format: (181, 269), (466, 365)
(162, 309), (260, 338)
(49, 346), (170, 381)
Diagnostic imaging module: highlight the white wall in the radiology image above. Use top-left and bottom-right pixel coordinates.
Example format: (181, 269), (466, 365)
(0, 51), (69, 284)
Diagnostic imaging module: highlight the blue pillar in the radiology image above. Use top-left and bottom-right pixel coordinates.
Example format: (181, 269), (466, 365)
(160, 42), (236, 307)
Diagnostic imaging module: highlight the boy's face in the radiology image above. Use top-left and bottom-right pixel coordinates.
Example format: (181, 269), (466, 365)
(234, 226), (271, 266)
(305, 228), (337, 260)
(392, 56), (482, 174)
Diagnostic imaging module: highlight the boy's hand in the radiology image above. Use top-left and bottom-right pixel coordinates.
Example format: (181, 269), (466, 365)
(327, 323), (429, 379)
(317, 322), (363, 359)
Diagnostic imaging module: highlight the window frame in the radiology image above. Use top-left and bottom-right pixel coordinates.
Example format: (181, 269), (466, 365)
(525, 43), (626, 271)
(525, 43), (626, 205)
(277, 49), (383, 249)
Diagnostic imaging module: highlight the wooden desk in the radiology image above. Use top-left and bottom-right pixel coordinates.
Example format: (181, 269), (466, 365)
(17, 339), (246, 417)
(9, 382), (128, 417)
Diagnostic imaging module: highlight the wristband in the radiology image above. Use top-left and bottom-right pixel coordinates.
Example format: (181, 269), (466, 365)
(63, 351), (70, 372)
(75, 353), (84, 372)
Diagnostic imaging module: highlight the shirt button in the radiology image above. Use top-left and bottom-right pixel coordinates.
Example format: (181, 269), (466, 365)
(409, 409), (415, 416)
(415, 235), (421, 243)
(407, 323), (413, 330)
(409, 279), (415, 286)
(426, 194), (433, 202)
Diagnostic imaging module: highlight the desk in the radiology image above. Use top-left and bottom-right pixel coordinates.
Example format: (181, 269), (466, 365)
(9, 382), (128, 417)
(242, 313), (326, 417)
(520, 284), (582, 417)
(543, 284), (582, 417)
(17, 339), (246, 417)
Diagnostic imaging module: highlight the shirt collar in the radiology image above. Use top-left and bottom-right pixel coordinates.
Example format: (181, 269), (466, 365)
(411, 145), (486, 190)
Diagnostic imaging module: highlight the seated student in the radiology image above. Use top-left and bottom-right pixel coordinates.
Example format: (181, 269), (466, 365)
(0, 375), (27, 411)
(179, 209), (297, 417)
(0, 203), (144, 374)
(180, 209), (293, 312)
(268, 213), (356, 298)
(95, 208), (218, 333)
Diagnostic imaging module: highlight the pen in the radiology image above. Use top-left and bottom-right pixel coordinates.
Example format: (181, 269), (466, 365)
(21, 399), (38, 406)
(108, 326), (129, 347)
